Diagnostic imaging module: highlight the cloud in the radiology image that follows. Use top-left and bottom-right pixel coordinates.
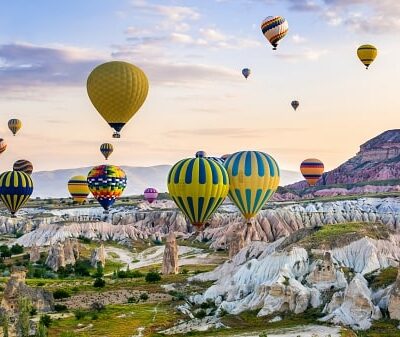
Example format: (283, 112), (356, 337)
(165, 128), (305, 138)
(275, 48), (328, 62)
(292, 34), (307, 44)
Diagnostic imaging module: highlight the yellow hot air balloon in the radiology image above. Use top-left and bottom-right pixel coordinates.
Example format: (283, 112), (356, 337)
(300, 158), (324, 186)
(167, 152), (229, 231)
(8, 119), (22, 136)
(68, 175), (90, 204)
(224, 151), (280, 225)
(87, 61), (149, 138)
(357, 44), (377, 69)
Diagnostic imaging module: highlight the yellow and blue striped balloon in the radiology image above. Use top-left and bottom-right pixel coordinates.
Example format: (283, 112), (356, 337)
(167, 153), (229, 230)
(224, 151), (280, 223)
(68, 175), (90, 203)
(0, 171), (33, 217)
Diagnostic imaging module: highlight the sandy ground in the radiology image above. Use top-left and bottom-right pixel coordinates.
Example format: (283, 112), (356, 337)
(229, 325), (341, 337)
(105, 245), (221, 271)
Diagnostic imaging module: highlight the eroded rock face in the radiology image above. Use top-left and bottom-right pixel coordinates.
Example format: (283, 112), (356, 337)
(0, 268), (54, 314)
(162, 232), (179, 275)
(228, 229), (245, 259)
(91, 244), (106, 268)
(321, 274), (382, 330)
(388, 268), (400, 320)
(29, 244), (40, 263)
(46, 242), (66, 271)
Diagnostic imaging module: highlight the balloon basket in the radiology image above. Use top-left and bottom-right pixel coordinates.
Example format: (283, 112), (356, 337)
(112, 132), (121, 138)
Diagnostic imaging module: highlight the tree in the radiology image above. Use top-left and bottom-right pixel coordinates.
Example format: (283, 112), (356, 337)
(93, 278), (105, 288)
(17, 297), (32, 337)
(0, 245), (11, 260)
(36, 320), (48, 337)
(94, 262), (104, 278)
(39, 315), (52, 328)
(145, 271), (161, 283)
(10, 244), (24, 255)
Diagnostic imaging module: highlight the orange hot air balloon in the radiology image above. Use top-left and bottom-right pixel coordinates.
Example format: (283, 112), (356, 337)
(300, 158), (324, 186)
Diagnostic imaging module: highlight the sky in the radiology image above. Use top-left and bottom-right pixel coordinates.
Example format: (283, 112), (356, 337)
(0, 0), (399, 173)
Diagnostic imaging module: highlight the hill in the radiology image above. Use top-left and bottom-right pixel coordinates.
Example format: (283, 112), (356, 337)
(286, 129), (400, 195)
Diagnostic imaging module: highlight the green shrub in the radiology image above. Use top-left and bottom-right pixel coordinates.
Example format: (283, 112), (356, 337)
(74, 309), (86, 320)
(145, 271), (161, 283)
(40, 314), (52, 327)
(93, 278), (105, 288)
(54, 304), (68, 312)
(194, 309), (206, 319)
(140, 292), (149, 301)
(53, 289), (70, 299)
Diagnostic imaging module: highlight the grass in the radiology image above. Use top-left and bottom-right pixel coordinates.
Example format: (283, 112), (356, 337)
(48, 303), (181, 337)
(364, 267), (399, 290)
(292, 222), (391, 250)
(358, 319), (400, 336)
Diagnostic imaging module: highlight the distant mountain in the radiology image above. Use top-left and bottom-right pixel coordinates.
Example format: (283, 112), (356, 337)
(286, 129), (400, 192)
(31, 165), (302, 198)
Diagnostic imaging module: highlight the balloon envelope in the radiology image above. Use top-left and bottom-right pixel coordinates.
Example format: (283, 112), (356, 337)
(0, 171), (33, 216)
(87, 61), (149, 138)
(357, 44), (377, 69)
(13, 160), (33, 175)
(300, 158), (324, 186)
(68, 175), (90, 203)
(242, 68), (251, 79)
(87, 165), (127, 212)
(167, 155), (229, 230)
(261, 16), (288, 50)
(291, 100), (299, 111)
(8, 119), (22, 136)
(0, 139), (7, 155)
(144, 187), (158, 204)
(100, 143), (114, 160)
(224, 151), (280, 223)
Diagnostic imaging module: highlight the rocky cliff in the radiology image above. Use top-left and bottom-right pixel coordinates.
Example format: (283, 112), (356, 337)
(189, 223), (400, 330)
(287, 129), (400, 192)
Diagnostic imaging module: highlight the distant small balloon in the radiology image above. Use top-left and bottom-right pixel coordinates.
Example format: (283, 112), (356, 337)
(195, 151), (207, 158)
(13, 160), (33, 175)
(0, 139), (6, 155)
(100, 143), (114, 160)
(144, 187), (158, 204)
(242, 68), (251, 79)
(300, 158), (324, 186)
(8, 119), (22, 136)
(291, 100), (300, 111)
(357, 44), (377, 69)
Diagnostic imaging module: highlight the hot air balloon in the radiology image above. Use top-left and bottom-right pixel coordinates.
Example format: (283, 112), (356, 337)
(87, 165), (127, 213)
(87, 61), (149, 138)
(144, 187), (158, 204)
(261, 16), (288, 50)
(196, 150), (207, 158)
(357, 44), (377, 69)
(0, 171), (33, 217)
(224, 151), (280, 225)
(8, 119), (22, 136)
(242, 68), (251, 79)
(300, 158), (324, 186)
(291, 100), (299, 111)
(0, 139), (6, 155)
(100, 143), (113, 160)
(220, 154), (231, 162)
(207, 157), (225, 165)
(68, 175), (90, 204)
(13, 160), (33, 175)
(167, 151), (229, 231)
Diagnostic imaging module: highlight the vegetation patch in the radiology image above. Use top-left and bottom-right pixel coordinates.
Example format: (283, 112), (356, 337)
(364, 267), (399, 290)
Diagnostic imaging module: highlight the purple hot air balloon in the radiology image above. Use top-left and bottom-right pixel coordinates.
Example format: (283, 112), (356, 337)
(144, 187), (159, 204)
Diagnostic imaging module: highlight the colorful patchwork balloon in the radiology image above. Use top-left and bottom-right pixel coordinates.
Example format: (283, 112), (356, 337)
(87, 165), (127, 213)
(0, 171), (33, 217)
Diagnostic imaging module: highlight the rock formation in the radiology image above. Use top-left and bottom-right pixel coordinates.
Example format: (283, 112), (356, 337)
(46, 242), (66, 271)
(63, 239), (77, 265)
(321, 274), (382, 330)
(0, 267), (54, 314)
(287, 129), (400, 191)
(228, 229), (245, 259)
(29, 244), (40, 263)
(388, 268), (400, 320)
(162, 232), (179, 275)
(91, 244), (106, 268)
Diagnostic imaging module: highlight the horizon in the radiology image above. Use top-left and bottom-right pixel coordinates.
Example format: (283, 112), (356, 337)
(0, 0), (399, 174)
